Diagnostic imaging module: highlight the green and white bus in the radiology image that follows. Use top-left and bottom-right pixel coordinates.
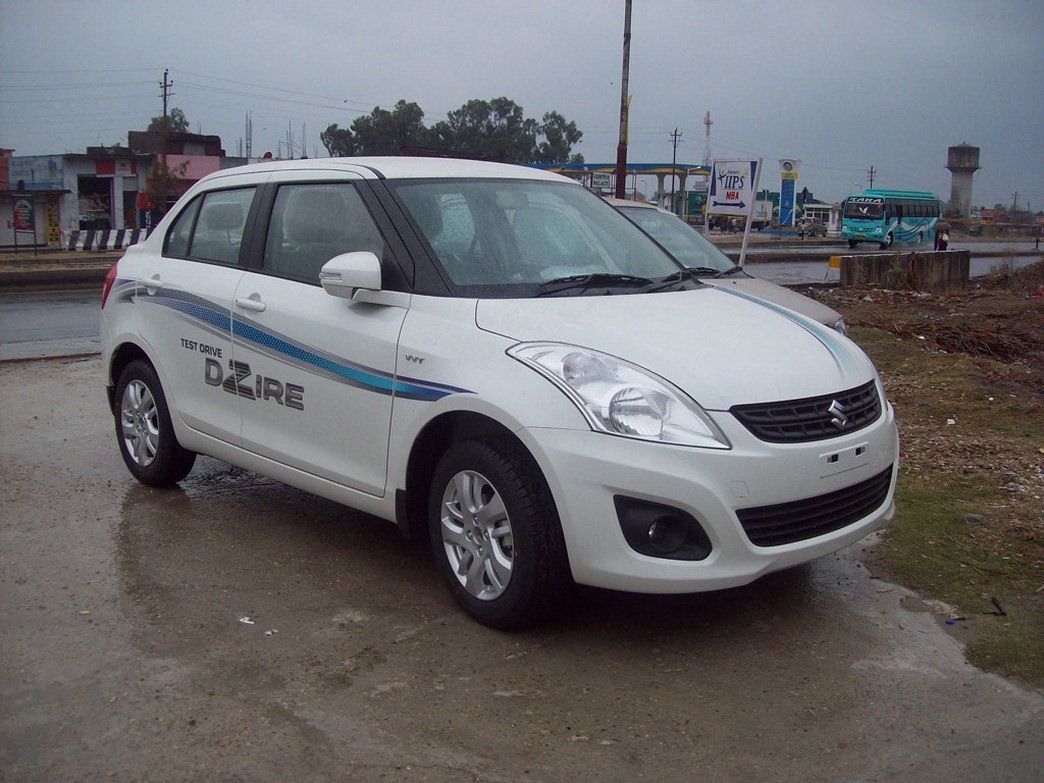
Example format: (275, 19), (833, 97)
(840, 189), (941, 249)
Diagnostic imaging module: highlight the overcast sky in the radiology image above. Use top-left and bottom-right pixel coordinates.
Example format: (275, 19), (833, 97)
(2, 0), (1042, 208)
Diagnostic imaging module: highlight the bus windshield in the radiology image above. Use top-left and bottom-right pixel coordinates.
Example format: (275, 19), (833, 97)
(844, 200), (884, 221)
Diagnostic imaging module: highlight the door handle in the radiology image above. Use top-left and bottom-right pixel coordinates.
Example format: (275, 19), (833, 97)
(234, 294), (267, 313)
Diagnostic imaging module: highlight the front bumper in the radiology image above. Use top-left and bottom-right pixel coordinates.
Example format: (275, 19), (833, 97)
(522, 404), (899, 593)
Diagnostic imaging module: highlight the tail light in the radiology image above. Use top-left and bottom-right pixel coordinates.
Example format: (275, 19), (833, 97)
(101, 264), (117, 308)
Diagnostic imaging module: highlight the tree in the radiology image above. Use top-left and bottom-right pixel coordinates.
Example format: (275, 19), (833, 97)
(321, 97), (583, 163)
(320, 123), (355, 157)
(535, 111), (584, 164)
(144, 158), (189, 220)
(322, 101), (430, 157)
(352, 100), (429, 154)
(147, 107), (189, 135)
(431, 98), (538, 163)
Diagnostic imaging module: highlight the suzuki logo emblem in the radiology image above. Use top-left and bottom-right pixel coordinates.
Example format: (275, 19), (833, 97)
(827, 400), (849, 429)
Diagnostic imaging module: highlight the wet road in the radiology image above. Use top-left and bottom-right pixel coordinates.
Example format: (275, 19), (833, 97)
(0, 289), (101, 360)
(2, 357), (1041, 782)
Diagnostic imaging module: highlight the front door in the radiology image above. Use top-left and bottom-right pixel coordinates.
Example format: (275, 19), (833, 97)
(231, 180), (406, 496)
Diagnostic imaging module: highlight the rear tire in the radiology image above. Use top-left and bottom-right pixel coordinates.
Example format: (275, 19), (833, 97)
(428, 436), (570, 629)
(114, 360), (196, 487)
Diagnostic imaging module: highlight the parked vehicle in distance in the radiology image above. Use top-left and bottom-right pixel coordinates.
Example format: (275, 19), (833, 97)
(101, 158), (898, 629)
(840, 189), (941, 249)
(606, 198), (847, 334)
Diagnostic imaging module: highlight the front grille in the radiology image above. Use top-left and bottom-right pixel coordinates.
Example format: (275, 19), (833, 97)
(736, 465), (893, 547)
(730, 380), (881, 443)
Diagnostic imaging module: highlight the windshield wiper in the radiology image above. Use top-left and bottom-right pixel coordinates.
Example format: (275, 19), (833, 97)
(644, 267), (700, 292)
(713, 265), (749, 278)
(681, 266), (726, 277)
(536, 273), (654, 297)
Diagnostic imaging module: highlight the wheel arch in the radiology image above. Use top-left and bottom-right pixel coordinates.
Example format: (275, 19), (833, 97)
(106, 341), (154, 413)
(398, 410), (539, 543)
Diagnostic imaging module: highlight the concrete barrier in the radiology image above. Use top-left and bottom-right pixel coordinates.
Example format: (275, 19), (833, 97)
(839, 250), (970, 293)
(65, 228), (146, 251)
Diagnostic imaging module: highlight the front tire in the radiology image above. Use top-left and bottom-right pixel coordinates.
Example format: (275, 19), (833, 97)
(114, 360), (196, 487)
(880, 232), (893, 250)
(847, 239), (858, 249)
(428, 437), (569, 629)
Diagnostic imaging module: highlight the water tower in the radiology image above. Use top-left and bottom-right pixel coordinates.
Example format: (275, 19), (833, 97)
(946, 143), (980, 216)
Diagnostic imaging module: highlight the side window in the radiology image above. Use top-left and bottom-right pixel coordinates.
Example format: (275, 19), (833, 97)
(190, 188), (256, 264)
(263, 183), (386, 284)
(164, 197), (201, 258)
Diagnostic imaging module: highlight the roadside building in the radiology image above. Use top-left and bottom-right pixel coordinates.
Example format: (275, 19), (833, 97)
(2, 131), (248, 249)
(127, 131), (244, 230)
(2, 149), (70, 250)
(4, 148), (148, 250)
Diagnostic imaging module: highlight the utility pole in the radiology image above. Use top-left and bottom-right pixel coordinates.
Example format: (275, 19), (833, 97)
(669, 127), (683, 209)
(867, 165), (876, 189)
(155, 68), (175, 222)
(160, 69), (173, 125)
(614, 0), (632, 199)
(1012, 191), (1019, 215)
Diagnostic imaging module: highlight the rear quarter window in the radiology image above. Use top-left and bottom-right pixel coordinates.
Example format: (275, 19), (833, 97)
(164, 187), (256, 265)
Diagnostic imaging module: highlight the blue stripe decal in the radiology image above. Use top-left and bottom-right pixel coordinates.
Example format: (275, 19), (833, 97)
(712, 286), (853, 372)
(137, 288), (469, 401)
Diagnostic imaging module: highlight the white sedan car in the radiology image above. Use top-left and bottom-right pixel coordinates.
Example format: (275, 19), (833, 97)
(101, 157), (897, 628)
(606, 198), (847, 333)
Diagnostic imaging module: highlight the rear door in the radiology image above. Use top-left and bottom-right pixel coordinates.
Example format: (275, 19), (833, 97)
(130, 185), (257, 444)
(230, 179), (408, 495)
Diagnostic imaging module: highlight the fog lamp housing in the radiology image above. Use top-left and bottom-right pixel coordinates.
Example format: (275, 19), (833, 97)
(614, 496), (712, 561)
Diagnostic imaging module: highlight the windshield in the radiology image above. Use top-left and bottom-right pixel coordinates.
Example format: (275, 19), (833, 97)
(390, 179), (688, 296)
(617, 205), (734, 274)
(844, 198), (884, 221)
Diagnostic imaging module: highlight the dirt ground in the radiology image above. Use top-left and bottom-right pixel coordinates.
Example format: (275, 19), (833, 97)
(815, 261), (1044, 387)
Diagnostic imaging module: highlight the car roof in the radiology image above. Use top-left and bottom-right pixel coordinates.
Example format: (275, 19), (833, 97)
(198, 156), (573, 185)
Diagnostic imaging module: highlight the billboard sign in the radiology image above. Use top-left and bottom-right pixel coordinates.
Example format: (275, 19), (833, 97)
(707, 159), (758, 217)
(14, 198), (34, 232)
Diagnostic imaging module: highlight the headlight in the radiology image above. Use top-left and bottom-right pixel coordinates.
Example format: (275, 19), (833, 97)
(508, 343), (730, 449)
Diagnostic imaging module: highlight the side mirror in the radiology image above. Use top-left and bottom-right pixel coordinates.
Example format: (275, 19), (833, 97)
(319, 251), (381, 300)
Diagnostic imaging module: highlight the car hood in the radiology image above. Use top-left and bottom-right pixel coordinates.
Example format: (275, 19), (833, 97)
(703, 276), (844, 329)
(475, 287), (871, 410)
